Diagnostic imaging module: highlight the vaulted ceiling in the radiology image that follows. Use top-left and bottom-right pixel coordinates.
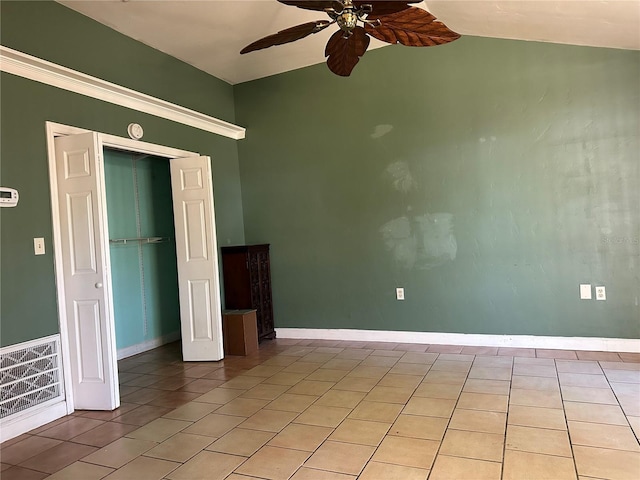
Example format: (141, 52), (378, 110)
(58, 0), (640, 84)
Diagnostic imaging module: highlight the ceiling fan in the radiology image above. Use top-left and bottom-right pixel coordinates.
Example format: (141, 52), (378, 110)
(240, 0), (461, 77)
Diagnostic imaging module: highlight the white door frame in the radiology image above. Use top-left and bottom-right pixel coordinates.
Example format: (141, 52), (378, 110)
(46, 121), (221, 412)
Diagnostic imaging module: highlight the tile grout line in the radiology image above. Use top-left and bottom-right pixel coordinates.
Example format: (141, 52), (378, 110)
(230, 345), (347, 478)
(500, 357), (513, 480)
(354, 349), (436, 478)
(424, 353), (472, 480)
(286, 344), (395, 478)
(554, 357), (581, 480)
(600, 360), (640, 446)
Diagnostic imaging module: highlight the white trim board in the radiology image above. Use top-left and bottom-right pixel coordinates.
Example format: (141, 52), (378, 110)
(117, 331), (181, 360)
(275, 328), (640, 353)
(0, 400), (68, 443)
(0, 45), (246, 140)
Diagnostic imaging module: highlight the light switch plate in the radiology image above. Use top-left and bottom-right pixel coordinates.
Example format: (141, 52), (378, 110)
(579, 284), (592, 300)
(34, 237), (45, 255)
(595, 286), (606, 301)
(396, 288), (405, 300)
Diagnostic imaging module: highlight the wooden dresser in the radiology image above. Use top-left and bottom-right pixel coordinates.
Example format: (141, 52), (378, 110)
(220, 244), (275, 341)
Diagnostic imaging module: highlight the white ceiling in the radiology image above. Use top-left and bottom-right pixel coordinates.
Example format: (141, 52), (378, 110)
(58, 0), (640, 85)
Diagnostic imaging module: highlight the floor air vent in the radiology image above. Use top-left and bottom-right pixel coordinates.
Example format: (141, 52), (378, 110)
(0, 336), (63, 419)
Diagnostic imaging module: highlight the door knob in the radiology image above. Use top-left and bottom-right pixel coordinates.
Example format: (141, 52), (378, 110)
(95, 282), (103, 288)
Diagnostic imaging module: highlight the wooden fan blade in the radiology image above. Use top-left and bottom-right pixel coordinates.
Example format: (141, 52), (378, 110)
(365, 7), (460, 46)
(278, 1), (420, 16)
(277, 1), (342, 11)
(241, 21), (331, 54)
(325, 26), (370, 76)
(353, 1), (421, 19)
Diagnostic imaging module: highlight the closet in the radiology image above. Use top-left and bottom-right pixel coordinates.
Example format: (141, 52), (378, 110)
(103, 149), (180, 353)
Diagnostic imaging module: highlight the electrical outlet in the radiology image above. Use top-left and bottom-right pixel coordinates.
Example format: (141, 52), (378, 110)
(396, 288), (405, 300)
(34, 237), (45, 255)
(595, 286), (606, 301)
(579, 284), (592, 300)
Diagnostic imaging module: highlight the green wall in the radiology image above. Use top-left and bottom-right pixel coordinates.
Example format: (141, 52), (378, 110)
(0, 1), (245, 347)
(1, 1), (638, 347)
(234, 37), (640, 338)
(104, 150), (180, 350)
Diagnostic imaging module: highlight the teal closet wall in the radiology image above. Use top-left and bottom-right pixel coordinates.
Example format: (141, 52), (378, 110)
(104, 150), (180, 350)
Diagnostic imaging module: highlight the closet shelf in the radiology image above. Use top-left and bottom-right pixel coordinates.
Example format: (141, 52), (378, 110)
(109, 237), (171, 245)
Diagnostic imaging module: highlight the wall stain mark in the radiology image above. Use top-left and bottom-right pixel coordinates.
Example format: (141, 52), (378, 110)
(371, 124), (394, 139)
(385, 161), (416, 193)
(380, 214), (457, 270)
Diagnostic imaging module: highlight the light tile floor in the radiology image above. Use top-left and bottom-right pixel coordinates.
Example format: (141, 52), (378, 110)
(1, 339), (639, 479)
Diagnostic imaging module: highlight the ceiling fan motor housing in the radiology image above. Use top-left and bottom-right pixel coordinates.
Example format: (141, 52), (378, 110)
(337, 9), (358, 32)
(334, 0), (373, 33)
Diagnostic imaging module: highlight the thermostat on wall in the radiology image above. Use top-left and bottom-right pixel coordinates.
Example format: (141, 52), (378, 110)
(0, 187), (19, 207)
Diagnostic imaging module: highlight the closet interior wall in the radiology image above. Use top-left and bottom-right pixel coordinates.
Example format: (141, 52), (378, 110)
(104, 149), (180, 353)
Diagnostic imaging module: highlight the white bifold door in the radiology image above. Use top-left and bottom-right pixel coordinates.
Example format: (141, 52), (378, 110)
(170, 156), (224, 362)
(54, 132), (119, 410)
(54, 133), (223, 411)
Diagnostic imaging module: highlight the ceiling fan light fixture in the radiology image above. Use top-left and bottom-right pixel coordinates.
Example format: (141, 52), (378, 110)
(241, 0), (461, 77)
(336, 1), (376, 32)
(337, 10), (358, 32)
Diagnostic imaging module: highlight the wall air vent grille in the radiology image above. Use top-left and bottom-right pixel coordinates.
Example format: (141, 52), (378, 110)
(0, 336), (63, 419)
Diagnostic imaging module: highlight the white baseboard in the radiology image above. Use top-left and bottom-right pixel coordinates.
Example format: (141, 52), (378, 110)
(117, 331), (181, 360)
(0, 400), (68, 443)
(275, 328), (640, 353)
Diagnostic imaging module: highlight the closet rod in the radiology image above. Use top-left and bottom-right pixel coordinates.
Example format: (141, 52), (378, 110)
(109, 237), (171, 245)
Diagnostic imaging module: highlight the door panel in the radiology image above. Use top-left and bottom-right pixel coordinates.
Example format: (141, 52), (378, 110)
(184, 200), (208, 261)
(67, 192), (98, 273)
(55, 133), (119, 410)
(188, 280), (213, 340)
(74, 300), (104, 381)
(171, 156), (223, 361)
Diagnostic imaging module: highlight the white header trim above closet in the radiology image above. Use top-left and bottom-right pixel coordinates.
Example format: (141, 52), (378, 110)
(0, 46), (246, 140)
(46, 122), (200, 158)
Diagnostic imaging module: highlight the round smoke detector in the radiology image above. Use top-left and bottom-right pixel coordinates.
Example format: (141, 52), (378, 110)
(127, 123), (144, 140)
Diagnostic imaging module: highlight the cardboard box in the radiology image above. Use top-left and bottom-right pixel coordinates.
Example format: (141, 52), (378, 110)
(222, 309), (259, 356)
